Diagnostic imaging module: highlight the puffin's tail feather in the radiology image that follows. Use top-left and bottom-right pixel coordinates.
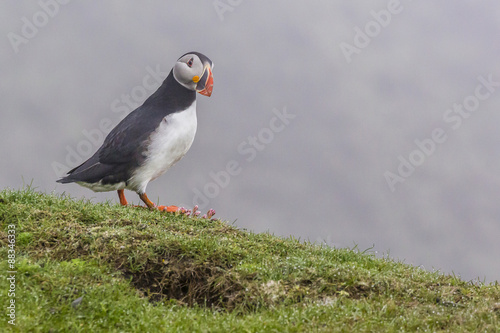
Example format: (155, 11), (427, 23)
(56, 152), (104, 183)
(56, 177), (74, 184)
(57, 157), (131, 187)
(57, 162), (115, 184)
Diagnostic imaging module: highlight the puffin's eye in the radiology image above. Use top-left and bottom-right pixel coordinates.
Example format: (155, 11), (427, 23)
(187, 58), (194, 68)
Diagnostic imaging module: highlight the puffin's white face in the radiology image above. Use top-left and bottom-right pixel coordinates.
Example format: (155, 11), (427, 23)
(173, 53), (214, 97)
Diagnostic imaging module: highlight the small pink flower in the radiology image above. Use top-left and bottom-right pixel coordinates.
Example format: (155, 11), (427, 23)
(207, 209), (216, 219)
(191, 205), (199, 217)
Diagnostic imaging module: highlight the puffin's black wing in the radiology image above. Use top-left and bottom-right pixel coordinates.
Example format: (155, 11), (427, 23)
(97, 107), (163, 165)
(57, 104), (163, 185)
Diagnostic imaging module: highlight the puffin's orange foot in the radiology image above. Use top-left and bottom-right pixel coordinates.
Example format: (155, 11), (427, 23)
(157, 205), (179, 213)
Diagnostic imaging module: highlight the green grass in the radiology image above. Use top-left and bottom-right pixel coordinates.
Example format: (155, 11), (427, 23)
(0, 188), (499, 332)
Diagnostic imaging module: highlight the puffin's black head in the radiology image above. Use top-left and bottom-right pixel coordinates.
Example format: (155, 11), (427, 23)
(173, 52), (214, 97)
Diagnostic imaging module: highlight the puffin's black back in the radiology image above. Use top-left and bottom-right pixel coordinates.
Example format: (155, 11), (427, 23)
(57, 69), (196, 186)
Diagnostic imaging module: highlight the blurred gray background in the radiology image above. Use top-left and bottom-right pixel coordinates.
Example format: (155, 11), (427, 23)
(2, 1), (499, 282)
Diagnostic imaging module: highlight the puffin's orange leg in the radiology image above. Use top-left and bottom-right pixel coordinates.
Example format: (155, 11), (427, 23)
(138, 193), (155, 208)
(138, 193), (178, 212)
(117, 189), (128, 206)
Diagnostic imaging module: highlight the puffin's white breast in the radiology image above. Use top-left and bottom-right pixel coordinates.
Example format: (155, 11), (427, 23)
(128, 101), (197, 193)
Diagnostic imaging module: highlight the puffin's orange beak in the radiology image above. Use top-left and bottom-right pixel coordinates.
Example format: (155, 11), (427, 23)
(196, 66), (213, 97)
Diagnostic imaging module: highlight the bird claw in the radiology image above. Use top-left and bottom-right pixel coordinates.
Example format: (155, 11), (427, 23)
(157, 205), (179, 213)
(129, 204), (178, 213)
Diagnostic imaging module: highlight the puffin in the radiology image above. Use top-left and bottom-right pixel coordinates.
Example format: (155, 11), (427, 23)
(57, 52), (214, 212)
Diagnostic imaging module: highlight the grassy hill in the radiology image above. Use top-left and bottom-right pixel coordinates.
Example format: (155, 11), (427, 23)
(0, 188), (499, 332)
